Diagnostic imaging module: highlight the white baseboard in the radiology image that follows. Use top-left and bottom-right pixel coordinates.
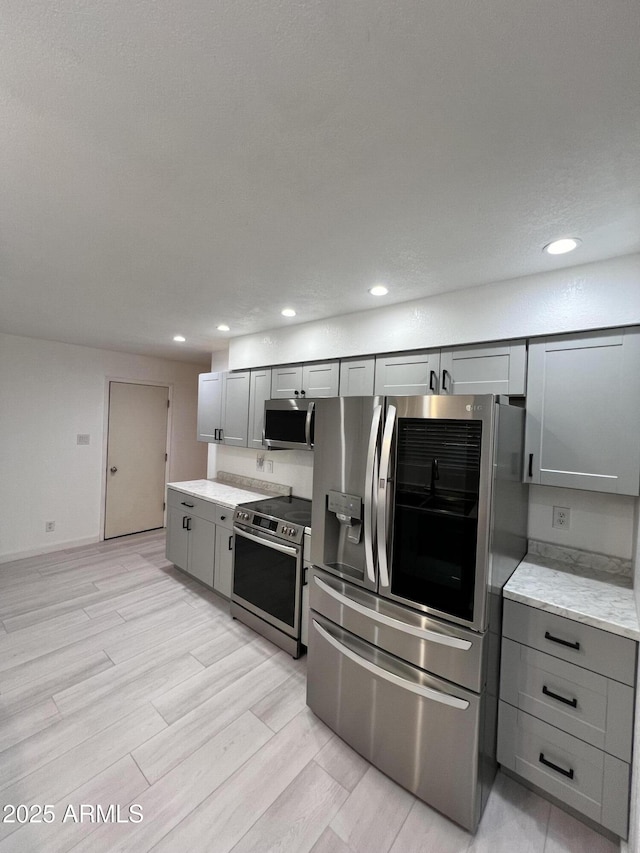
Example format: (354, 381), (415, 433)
(0, 536), (101, 565)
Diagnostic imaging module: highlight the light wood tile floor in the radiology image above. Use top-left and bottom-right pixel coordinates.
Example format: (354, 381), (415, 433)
(0, 532), (620, 853)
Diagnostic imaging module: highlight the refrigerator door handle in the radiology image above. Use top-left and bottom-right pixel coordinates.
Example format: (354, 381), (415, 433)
(363, 404), (382, 584)
(314, 576), (472, 649)
(313, 620), (470, 709)
(377, 404), (396, 589)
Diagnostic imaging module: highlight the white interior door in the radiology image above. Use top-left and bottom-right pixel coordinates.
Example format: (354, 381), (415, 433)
(105, 382), (169, 539)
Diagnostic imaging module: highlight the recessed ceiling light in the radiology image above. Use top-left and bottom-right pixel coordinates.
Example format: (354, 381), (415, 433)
(369, 285), (389, 296)
(173, 335), (186, 342)
(543, 238), (581, 255)
(217, 324), (230, 332)
(281, 308), (296, 317)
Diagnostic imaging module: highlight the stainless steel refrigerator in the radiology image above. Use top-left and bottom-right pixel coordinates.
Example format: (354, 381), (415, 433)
(307, 394), (527, 831)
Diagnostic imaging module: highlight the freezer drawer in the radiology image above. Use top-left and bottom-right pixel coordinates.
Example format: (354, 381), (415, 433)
(307, 611), (485, 832)
(310, 568), (485, 692)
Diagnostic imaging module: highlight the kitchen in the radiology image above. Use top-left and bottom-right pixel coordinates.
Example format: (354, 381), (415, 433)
(1, 0), (640, 851)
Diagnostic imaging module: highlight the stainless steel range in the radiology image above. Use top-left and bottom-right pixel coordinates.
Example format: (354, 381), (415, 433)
(231, 495), (311, 659)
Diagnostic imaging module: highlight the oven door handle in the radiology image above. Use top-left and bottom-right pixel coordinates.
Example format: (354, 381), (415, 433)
(313, 620), (470, 709)
(233, 526), (299, 557)
(314, 576), (472, 650)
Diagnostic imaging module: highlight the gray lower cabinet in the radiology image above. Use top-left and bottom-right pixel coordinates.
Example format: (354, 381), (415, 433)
(524, 328), (640, 495)
(497, 599), (636, 838)
(248, 368), (272, 449)
(439, 340), (526, 396)
(166, 489), (234, 594)
(213, 505), (234, 598)
(166, 504), (215, 587)
(197, 371), (250, 446)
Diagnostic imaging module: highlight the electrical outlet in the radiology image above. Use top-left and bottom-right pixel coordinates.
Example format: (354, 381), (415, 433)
(256, 454), (265, 472)
(265, 460), (273, 474)
(45, 521), (55, 533)
(552, 506), (570, 529)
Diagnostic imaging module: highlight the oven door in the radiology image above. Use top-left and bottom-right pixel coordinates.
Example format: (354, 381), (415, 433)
(232, 525), (303, 637)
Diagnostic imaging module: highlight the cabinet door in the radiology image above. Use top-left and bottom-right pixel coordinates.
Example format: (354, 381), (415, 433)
(440, 340), (526, 396)
(197, 372), (224, 442)
(271, 365), (303, 398)
(339, 358), (375, 396)
(374, 350), (441, 396)
(524, 328), (640, 495)
(166, 506), (189, 570)
(222, 371), (250, 447)
(214, 525), (234, 598)
(248, 369), (272, 449)
(188, 515), (216, 587)
(302, 361), (340, 397)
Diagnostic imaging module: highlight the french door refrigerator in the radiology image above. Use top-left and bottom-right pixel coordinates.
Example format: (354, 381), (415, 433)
(307, 395), (527, 831)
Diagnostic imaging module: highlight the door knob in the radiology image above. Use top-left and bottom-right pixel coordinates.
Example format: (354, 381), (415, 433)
(110, 466), (118, 473)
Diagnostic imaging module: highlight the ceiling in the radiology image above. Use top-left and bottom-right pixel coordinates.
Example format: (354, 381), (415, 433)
(1, 1), (639, 364)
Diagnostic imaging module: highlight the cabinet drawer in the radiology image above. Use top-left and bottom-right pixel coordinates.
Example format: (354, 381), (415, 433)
(500, 638), (634, 761)
(166, 489), (218, 523)
(498, 702), (629, 837)
(502, 599), (636, 686)
(215, 504), (233, 529)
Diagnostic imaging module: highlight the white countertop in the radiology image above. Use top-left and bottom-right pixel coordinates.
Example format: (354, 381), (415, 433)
(166, 478), (282, 509)
(504, 555), (640, 642)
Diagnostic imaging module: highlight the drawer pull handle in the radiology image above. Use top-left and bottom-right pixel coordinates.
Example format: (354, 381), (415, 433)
(544, 631), (580, 651)
(542, 685), (578, 708)
(181, 502), (195, 508)
(539, 752), (574, 780)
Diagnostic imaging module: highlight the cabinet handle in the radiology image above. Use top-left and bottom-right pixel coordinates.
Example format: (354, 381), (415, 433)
(186, 517), (192, 531)
(182, 516), (188, 529)
(544, 631), (580, 651)
(181, 502), (195, 508)
(300, 389), (306, 396)
(542, 685), (578, 708)
(220, 515), (226, 521)
(294, 390), (299, 396)
(429, 370), (437, 393)
(441, 369), (451, 392)
(528, 453), (533, 478)
(228, 534), (233, 550)
(539, 752), (574, 780)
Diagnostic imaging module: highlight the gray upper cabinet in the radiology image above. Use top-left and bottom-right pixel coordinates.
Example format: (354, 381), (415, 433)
(374, 350), (440, 396)
(439, 340), (527, 396)
(524, 328), (640, 495)
(271, 364), (303, 398)
(197, 371), (250, 446)
(339, 357), (375, 396)
(248, 368), (272, 449)
(221, 371), (250, 446)
(271, 361), (339, 398)
(197, 372), (224, 442)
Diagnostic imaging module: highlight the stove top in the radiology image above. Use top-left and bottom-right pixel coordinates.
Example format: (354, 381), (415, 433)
(237, 495), (312, 526)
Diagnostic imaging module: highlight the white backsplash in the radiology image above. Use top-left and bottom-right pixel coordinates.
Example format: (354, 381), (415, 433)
(208, 444), (314, 499)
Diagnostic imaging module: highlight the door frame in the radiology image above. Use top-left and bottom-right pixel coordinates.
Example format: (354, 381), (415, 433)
(100, 377), (174, 541)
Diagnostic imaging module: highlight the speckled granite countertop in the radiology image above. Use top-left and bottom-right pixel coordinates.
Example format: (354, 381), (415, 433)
(504, 548), (640, 642)
(166, 471), (290, 509)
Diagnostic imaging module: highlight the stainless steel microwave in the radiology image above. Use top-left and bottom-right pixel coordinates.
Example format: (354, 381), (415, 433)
(263, 398), (317, 451)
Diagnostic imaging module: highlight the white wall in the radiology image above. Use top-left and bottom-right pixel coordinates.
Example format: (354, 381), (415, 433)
(229, 253), (640, 369)
(210, 446), (314, 500)
(0, 333), (208, 561)
(529, 486), (636, 560)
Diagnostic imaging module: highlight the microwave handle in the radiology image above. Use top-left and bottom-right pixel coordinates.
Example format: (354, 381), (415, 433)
(305, 401), (315, 448)
(377, 404), (396, 589)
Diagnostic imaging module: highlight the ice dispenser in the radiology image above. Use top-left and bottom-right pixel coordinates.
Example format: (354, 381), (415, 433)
(327, 490), (362, 544)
